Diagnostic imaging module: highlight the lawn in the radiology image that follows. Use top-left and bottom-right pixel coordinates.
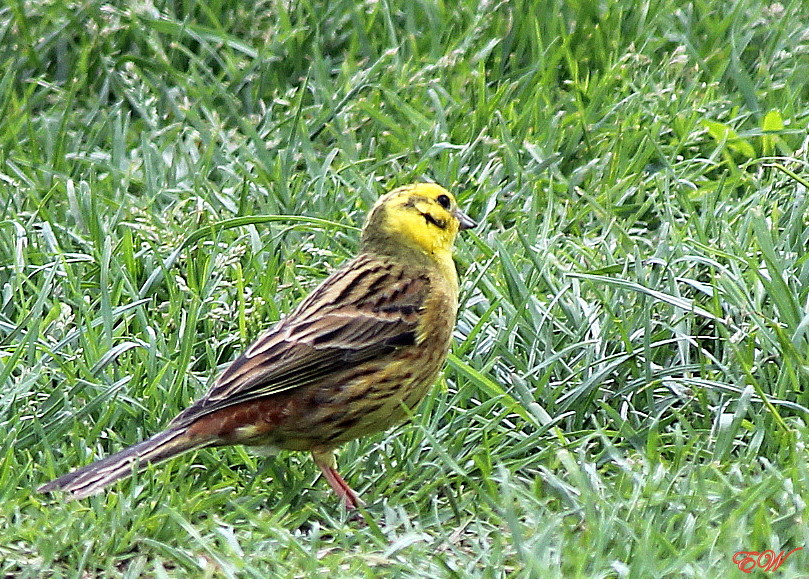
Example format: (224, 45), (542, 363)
(2, 0), (808, 576)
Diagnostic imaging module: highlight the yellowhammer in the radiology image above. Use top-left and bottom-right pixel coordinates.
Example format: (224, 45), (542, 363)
(38, 183), (475, 508)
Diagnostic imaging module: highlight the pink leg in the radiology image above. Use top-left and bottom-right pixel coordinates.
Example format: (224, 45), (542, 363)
(312, 450), (362, 509)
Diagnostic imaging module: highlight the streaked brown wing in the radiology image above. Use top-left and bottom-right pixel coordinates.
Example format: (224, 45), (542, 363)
(170, 256), (429, 428)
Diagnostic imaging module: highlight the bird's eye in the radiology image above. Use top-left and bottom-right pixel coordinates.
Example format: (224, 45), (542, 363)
(436, 194), (451, 210)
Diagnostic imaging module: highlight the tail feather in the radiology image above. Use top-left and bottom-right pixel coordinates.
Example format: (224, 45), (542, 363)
(38, 428), (210, 500)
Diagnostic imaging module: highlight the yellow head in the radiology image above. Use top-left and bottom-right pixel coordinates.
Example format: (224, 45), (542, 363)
(360, 183), (476, 261)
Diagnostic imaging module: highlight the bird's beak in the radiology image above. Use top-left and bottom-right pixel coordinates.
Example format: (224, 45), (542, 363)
(455, 209), (477, 231)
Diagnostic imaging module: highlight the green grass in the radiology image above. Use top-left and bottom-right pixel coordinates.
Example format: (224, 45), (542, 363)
(2, 0), (809, 576)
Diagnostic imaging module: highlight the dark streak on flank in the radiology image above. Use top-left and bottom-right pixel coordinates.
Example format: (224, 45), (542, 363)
(335, 416), (360, 430)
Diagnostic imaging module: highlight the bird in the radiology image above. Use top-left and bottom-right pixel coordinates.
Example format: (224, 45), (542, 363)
(38, 183), (476, 509)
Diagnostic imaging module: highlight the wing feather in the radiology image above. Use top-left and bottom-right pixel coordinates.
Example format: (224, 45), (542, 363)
(170, 256), (429, 428)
